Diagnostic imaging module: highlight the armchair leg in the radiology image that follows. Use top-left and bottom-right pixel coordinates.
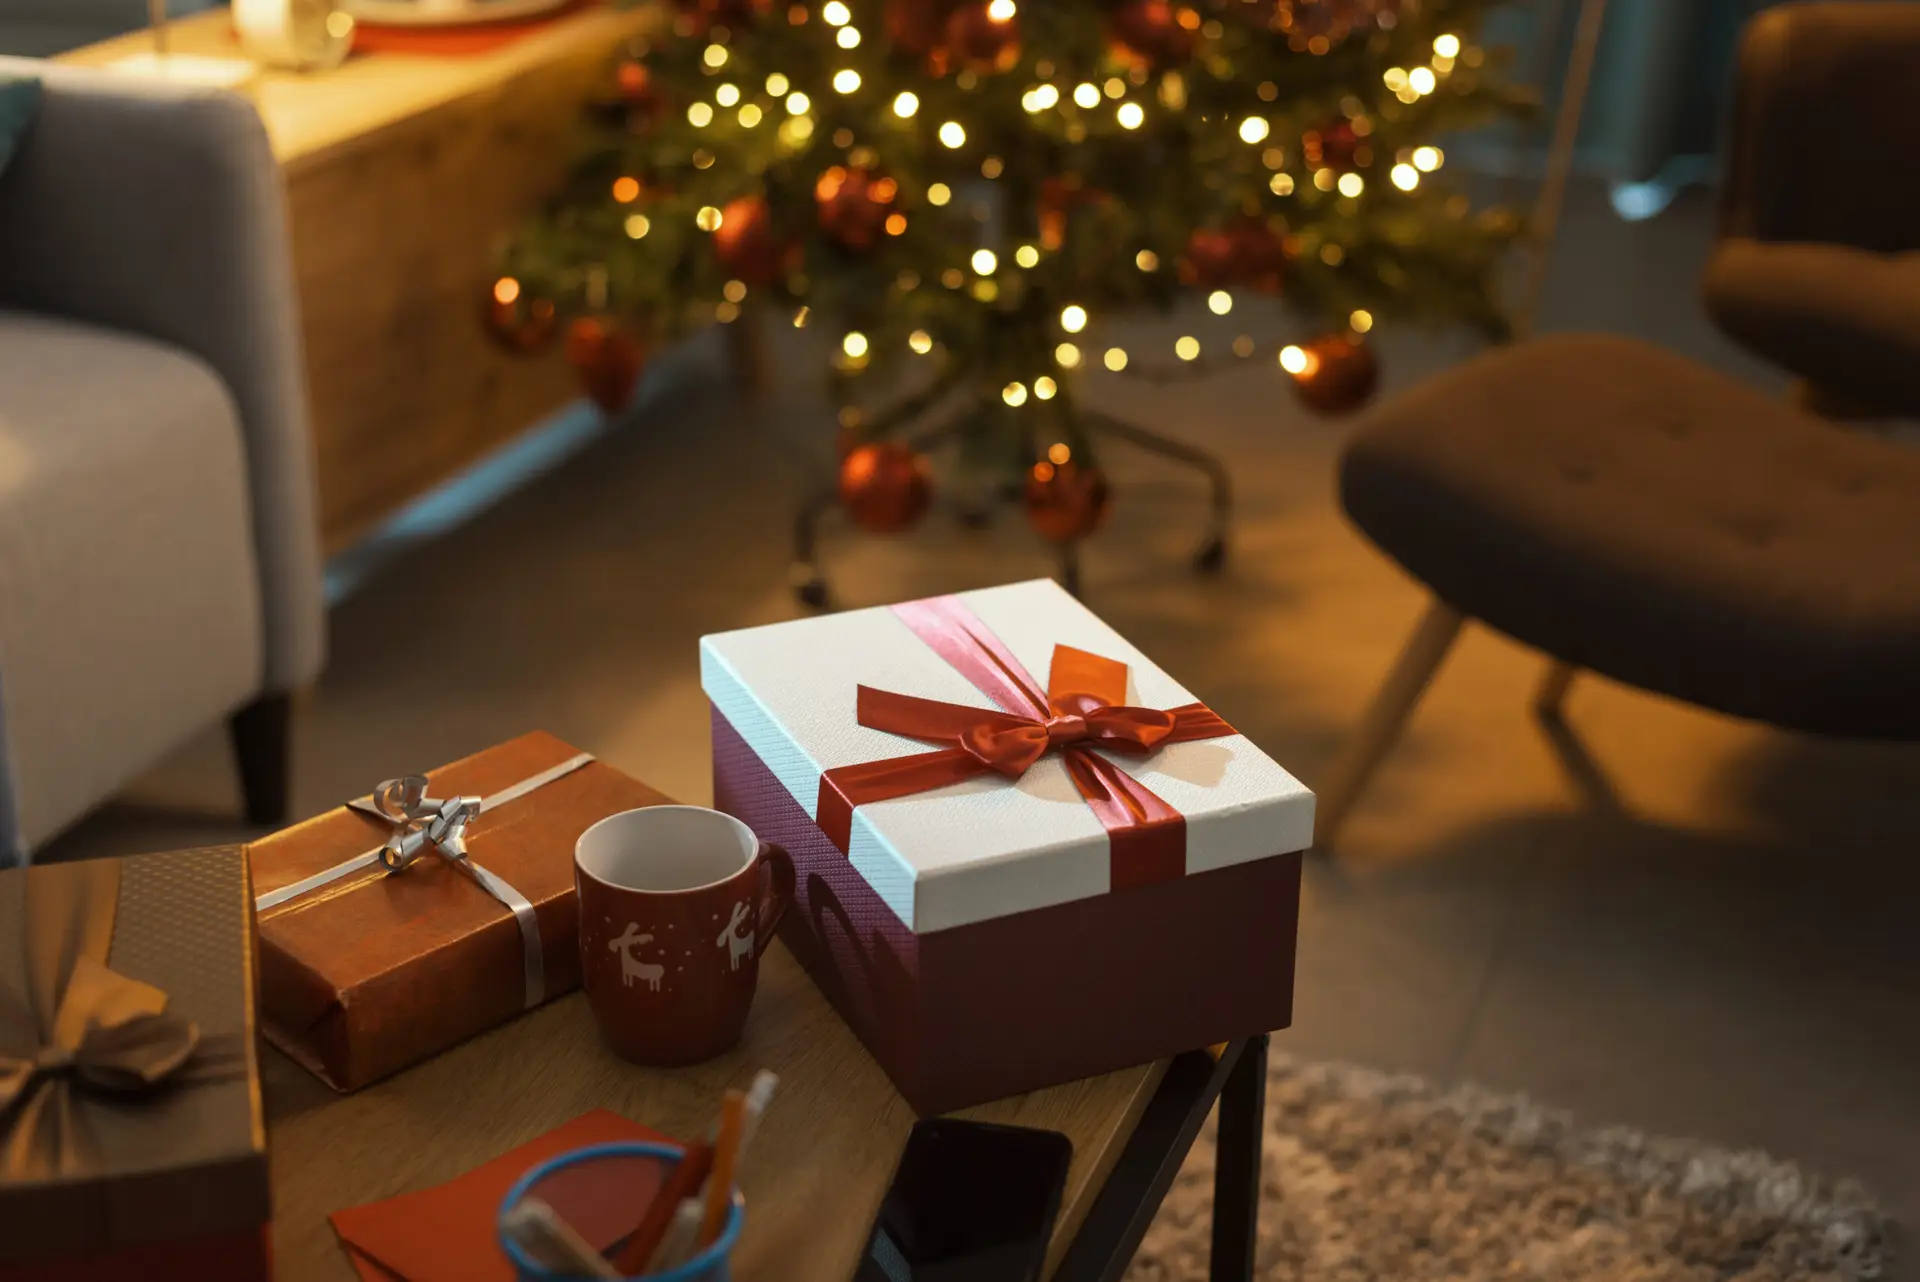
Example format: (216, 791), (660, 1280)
(1533, 661), (1578, 722)
(1313, 600), (1464, 852)
(229, 693), (291, 827)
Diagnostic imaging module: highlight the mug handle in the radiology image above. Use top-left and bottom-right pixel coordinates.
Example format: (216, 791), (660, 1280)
(753, 842), (795, 959)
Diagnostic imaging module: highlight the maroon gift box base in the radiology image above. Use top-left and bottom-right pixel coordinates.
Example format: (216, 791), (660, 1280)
(712, 705), (1302, 1115)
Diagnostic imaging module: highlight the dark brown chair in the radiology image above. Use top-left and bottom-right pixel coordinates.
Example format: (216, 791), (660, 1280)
(1315, 2), (1920, 849)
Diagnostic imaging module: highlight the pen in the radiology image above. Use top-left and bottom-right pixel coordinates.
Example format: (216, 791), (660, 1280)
(501, 1197), (620, 1280)
(644, 1196), (705, 1274)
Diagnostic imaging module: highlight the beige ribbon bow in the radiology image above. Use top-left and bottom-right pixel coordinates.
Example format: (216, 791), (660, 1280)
(0, 861), (200, 1179)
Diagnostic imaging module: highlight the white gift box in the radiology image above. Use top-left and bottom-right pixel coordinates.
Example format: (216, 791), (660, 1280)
(702, 579), (1313, 1112)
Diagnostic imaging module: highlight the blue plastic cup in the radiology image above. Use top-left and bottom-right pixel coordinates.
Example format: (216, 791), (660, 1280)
(498, 1141), (745, 1281)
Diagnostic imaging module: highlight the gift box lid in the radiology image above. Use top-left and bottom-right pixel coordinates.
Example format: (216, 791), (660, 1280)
(0, 847), (268, 1262)
(700, 579), (1314, 933)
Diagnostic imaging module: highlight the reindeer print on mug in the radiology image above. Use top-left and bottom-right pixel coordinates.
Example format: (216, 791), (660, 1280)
(717, 902), (754, 972)
(609, 922), (665, 991)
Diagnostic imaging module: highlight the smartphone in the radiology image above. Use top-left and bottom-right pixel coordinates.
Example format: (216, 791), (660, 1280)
(853, 1118), (1074, 1282)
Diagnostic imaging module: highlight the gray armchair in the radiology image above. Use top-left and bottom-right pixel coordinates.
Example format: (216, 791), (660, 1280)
(0, 61), (324, 861)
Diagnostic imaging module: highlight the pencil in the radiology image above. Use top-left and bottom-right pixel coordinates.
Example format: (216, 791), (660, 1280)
(608, 1139), (713, 1275)
(696, 1089), (749, 1248)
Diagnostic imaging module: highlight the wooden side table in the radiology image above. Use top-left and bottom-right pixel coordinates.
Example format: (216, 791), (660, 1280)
(60, 8), (651, 554)
(211, 833), (1265, 1280)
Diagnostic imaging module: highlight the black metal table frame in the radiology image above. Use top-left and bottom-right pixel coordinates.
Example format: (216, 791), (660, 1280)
(1054, 1032), (1268, 1282)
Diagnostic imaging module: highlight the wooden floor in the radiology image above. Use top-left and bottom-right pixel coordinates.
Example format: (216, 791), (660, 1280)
(49, 183), (1920, 1277)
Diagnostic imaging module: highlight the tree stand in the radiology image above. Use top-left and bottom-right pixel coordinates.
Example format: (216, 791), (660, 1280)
(790, 403), (1231, 607)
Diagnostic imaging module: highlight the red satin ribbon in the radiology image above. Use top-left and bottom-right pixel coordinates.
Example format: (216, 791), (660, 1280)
(816, 596), (1235, 891)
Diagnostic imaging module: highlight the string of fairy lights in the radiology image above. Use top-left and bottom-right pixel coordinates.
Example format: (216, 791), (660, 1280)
(584, 3), (1473, 396)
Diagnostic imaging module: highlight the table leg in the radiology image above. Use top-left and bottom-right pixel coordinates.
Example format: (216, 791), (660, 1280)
(1052, 1039), (1251, 1282)
(1209, 1032), (1267, 1282)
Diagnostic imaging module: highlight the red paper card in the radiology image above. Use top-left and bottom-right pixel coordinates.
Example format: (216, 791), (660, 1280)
(330, 1109), (672, 1282)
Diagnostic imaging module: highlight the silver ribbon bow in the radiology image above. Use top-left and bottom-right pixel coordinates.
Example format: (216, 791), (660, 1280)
(368, 776), (484, 871)
(253, 752), (596, 1011)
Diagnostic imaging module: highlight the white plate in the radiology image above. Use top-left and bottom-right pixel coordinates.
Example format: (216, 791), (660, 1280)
(343, 0), (573, 27)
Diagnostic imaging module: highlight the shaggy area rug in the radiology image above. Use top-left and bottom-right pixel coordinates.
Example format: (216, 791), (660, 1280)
(1126, 1055), (1893, 1282)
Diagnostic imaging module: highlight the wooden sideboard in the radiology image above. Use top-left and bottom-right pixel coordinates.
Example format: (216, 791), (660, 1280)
(62, 7), (650, 553)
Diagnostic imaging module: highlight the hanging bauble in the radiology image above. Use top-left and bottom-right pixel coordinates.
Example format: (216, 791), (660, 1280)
(1038, 177), (1110, 252)
(481, 278), (559, 355)
(566, 317), (647, 415)
(886, 0), (952, 56)
(1109, 0), (1197, 70)
(943, 1), (1021, 73)
(1267, 0), (1402, 47)
(839, 441), (933, 533)
(1025, 459), (1111, 543)
(1303, 118), (1364, 171)
(676, 0), (773, 34)
(1181, 218), (1286, 293)
(712, 194), (790, 286)
(816, 166), (899, 252)
(1287, 331), (1377, 416)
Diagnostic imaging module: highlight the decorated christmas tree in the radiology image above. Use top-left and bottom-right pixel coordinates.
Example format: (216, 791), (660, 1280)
(493, 0), (1526, 558)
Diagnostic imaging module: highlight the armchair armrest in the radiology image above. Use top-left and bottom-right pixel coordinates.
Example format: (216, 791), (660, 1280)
(0, 59), (324, 693)
(1721, 3), (1920, 253)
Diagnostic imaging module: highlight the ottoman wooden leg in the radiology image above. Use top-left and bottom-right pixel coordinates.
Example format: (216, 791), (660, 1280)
(1533, 660), (1579, 721)
(1314, 599), (1464, 851)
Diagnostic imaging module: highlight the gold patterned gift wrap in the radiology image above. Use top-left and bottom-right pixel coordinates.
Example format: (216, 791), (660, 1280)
(0, 848), (269, 1281)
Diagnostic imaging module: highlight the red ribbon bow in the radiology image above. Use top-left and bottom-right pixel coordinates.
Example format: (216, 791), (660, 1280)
(816, 596), (1235, 891)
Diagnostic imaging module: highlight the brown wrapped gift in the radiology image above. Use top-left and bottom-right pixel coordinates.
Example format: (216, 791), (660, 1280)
(0, 848), (269, 1282)
(249, 730), (668, 1092)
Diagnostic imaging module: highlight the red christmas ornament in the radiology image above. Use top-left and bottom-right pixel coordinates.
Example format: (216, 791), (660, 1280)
(943, 2), (1021, 73)
(1181, 218), (1286, 293)
(566, 317), (647, 415)
(481, 277), (559, 355)
(839, 442), (933, 533)
(1303, 118), (1364, 171)
(816, 166), (900, 252)
(1286, 332), (1377, 416)
(1025, 459), (1111, 543)
(676, 0), (773, 34)
(1267, 0), (1402, 46)
(712, 194), (791, 286)
(1109, 0), (1198, 69)
(886, 0), (952, 56)
(1038, 177), (1103, 252)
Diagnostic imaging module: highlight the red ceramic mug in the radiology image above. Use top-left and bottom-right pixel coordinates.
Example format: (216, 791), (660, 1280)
(575, 806), (795, 1066)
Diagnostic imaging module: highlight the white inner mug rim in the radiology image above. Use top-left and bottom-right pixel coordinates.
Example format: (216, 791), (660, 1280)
(575, 805), (758, 894)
